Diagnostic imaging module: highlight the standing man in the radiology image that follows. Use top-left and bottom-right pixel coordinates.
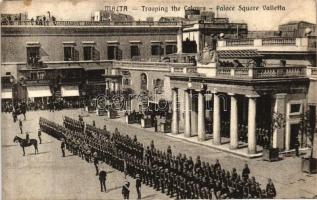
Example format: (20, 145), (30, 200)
(19, 119), (23, 134)
(122, 181), (130, 200)
(61, 138), (66, 157)
(136, 174), (142, 199)
(38, 128), (42, 144)
(93, 152), (99, 176)
(99, 169), (107, 192)
(294, 137), (300, 157)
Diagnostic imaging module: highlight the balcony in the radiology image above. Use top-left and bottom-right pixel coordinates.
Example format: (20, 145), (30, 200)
(170, 62), (311, 80)
(217, 37), (316, 52)
(113, 60), (194, 72)
(215, 66), (307, 79)
(59, 78), (82, 85)
(86, 79), (106, 85)
(25, 79), (51, 86)
(307, 67), (317, 78)
(170, 66), (198, 74)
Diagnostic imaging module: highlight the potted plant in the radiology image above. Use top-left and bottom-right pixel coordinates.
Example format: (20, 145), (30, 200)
(263, 112), (285, 161)
(301, 109), (317, 174)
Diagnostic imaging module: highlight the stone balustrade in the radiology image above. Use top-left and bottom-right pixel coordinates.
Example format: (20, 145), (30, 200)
(215, 66), (307, 79)
(307, 66), (317, 77)
(217, 37), (315, 51)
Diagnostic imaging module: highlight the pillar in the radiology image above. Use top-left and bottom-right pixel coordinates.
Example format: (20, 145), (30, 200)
(247, 95), (259, 154)
(285, 103), (291, 150)
(184, 89), (191, 137)
(229, 93), (238, 149)
(213, 92), (221, 145)
(112, 81), (116, 92)
(198, 91), (206, 141)
(273, 93), (287, 149)
(177, 28), (183, 54)
(172, 88), (179, 134)
(191, 92), (198, 136)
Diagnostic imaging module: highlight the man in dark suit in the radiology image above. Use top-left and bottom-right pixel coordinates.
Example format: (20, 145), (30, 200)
(122, 181), (130, 199)
(99, 170), (107, 192)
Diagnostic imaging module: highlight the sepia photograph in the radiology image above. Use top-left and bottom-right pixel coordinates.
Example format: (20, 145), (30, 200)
(0, 0), (316, 199)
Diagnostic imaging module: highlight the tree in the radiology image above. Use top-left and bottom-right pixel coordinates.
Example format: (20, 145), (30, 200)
(300, 109), (315, 158)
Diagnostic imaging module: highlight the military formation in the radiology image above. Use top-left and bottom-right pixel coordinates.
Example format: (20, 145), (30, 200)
(39, 116), (277, 199)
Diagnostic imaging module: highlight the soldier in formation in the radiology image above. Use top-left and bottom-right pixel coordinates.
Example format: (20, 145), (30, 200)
(39, 116), (277, 199)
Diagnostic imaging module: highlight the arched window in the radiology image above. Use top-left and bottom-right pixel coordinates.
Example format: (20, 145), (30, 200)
(140, 73), (148, 91)
(153, 78), (164, 94)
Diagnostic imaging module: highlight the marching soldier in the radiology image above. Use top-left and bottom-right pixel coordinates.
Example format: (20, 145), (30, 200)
(136, 174), (142, 200)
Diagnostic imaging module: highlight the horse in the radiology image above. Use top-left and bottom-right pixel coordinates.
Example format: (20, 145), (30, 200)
(13, 136), (38, 156)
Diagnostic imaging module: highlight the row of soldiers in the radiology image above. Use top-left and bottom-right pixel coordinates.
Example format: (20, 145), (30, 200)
(39, 116), (276, 199)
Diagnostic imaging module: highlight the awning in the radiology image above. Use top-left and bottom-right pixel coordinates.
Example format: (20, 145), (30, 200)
(217, 49), (262, 58)
(27, 86), (52, 98)
(61, 85), (79, 97)
(1, 89), (12, 99)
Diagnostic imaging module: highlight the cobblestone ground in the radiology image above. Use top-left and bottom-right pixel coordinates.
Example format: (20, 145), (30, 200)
(2, 109), (317, 199)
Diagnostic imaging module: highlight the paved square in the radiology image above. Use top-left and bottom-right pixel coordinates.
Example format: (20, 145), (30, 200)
(2, 109), (317, 199)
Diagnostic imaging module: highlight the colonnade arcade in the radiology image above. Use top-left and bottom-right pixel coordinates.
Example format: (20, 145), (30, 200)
(170, 87), (285, 154)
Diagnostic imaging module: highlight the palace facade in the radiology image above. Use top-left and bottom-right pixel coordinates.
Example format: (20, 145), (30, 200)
(1, 17), (316, 155)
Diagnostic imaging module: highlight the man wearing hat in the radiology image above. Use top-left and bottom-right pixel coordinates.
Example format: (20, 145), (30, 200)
(136, 174), (142, 200)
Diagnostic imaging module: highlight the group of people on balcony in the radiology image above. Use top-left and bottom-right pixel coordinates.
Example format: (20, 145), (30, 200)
(219, 60), (245, 68)
(30, 15), (56, 25)
(1, 14), (56, 26)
